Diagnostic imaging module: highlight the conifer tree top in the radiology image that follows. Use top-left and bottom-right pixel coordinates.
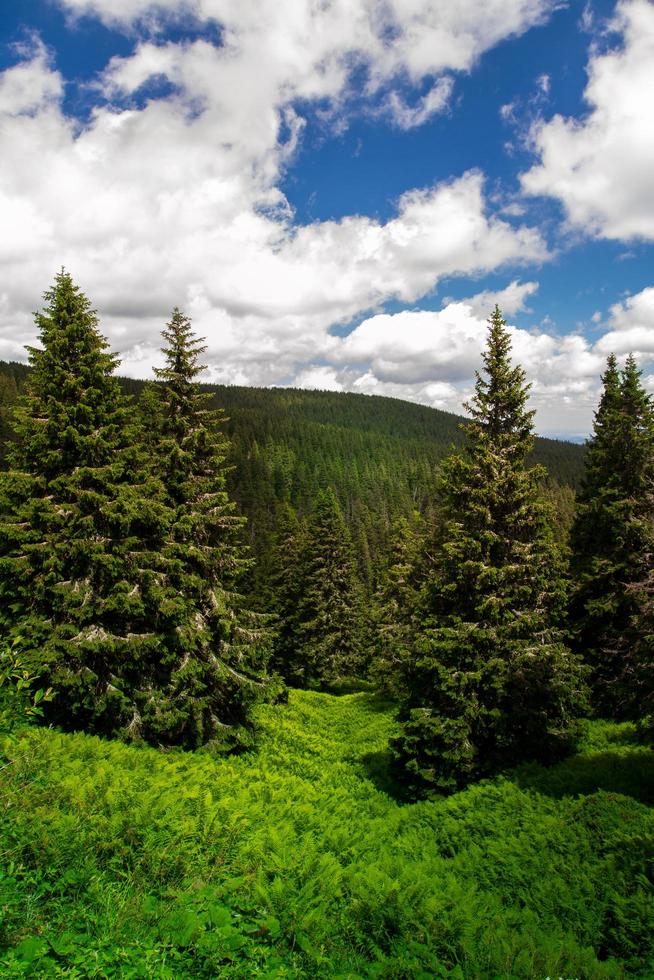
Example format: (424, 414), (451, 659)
(156, 308), (208, 386)
(29, 269), (117, 372)
(591, 354), (621, 438)
(465, 305), (535, 452)
(10, 270), (126, 476)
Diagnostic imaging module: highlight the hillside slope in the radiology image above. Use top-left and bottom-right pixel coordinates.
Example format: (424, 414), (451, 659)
(0, 361), (585, 592)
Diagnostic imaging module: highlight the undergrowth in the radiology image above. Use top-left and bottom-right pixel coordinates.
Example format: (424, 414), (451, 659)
(1, 692), (653, 977)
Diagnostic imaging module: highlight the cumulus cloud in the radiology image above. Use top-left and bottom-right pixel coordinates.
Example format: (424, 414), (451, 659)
(292, 365), (344, 392)
(59, 0), (561, 129)
(0, 36), (63, 116)
(522, 0), (654, 241)
(59, 0), (558, 72)
(0, 10), (548, 382)
(596, 286), (654, 357)
(0, 37), (64, 116)
(336, 305), (489, 385)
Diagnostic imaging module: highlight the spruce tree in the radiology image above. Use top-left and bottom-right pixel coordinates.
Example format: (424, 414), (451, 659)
(395, 307), (587, 796)
(570, 354), (654, 715)
(0, 271), (173, 738)
(139, 308), (272, 746)
(268, 501), (307, 684)
(371, 511), (425, 698)
(292, 488), (368, 688)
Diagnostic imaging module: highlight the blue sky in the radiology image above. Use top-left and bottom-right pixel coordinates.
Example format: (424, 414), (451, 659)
(0, 0), (653, 437)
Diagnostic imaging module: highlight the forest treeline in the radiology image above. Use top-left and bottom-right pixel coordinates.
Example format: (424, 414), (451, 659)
(1, 356), (582, 601)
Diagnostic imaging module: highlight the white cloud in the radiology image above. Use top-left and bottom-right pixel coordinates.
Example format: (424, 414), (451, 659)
(0, 0), (583, 433)
(0, 37), (63, 116)
(351, 371), (459, 409)
(606, 286), (654, 333)
(536, 72), (550, 95)
(384, 77), (454, 129)
(324, 292), (612, 437)
(522, 0), (654, 241)
(596, 286), (654, 357)
(59, 0), (558, 75)
(291, 365), (344, 392)
(580, 3), (595, 33)
(462, 279), (539, 318)
(57, 0), (561, 131)
(337, 305), (486, 385)
(327, 283), (654, 437)
(0, 16), (548, 389)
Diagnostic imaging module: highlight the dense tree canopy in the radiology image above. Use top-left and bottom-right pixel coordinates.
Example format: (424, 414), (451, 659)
(271, 488), (368, 688)
(0, 358), (585, 613)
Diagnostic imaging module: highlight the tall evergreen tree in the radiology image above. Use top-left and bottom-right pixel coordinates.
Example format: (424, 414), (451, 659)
(395, 307), (587, 796)
(570, 354), (654, 715)
(371, 511), (425, 698)
(0, 271), (173, 739)
(268, 501), (307, 683)
(291, 488), (368, 688)
(139, 308), (273, 745)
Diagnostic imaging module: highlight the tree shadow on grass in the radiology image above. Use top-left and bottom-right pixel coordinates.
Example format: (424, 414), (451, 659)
(359, 695), (399, 714)
(359, 748), (415, 802)
(514, 748), (654, 805)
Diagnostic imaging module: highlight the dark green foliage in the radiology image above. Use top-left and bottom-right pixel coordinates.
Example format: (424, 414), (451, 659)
(216, 386), (585, 605)
(0, 272), (175, 741)
(623, 556), (654, 738)
(1, 692), (652, 977)
(273, 488), (368, 687)
(137, 308), (272, 746)
(0, 360), (586, 609)
(0, 370), (18, 466)
(0, 280), (267, 750)
(395, 308), (587, 796)
(371, 510), (426, 697)
(268, 501), (307, 680)
(570, 354), (654, 716)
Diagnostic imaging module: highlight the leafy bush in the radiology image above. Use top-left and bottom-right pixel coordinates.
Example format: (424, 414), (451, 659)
(0, 639), (52, 735)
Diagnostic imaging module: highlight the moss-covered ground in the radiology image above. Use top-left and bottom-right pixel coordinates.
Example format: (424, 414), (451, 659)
(1, 690), (653, 977)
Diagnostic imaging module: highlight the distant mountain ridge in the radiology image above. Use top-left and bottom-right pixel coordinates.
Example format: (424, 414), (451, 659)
(126, 377), (586, 484)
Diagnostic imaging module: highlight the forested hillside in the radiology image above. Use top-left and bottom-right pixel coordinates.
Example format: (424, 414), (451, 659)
(0, 360), (584, 597)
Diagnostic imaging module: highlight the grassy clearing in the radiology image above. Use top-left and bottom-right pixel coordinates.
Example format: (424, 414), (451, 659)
(1, 691), (653, 978)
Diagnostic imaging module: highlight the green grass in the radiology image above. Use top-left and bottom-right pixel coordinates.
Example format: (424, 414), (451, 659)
(1, 692), (653, 978)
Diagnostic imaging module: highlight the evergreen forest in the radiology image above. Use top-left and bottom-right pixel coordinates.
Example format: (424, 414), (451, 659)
(1, 273), (653, 978)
